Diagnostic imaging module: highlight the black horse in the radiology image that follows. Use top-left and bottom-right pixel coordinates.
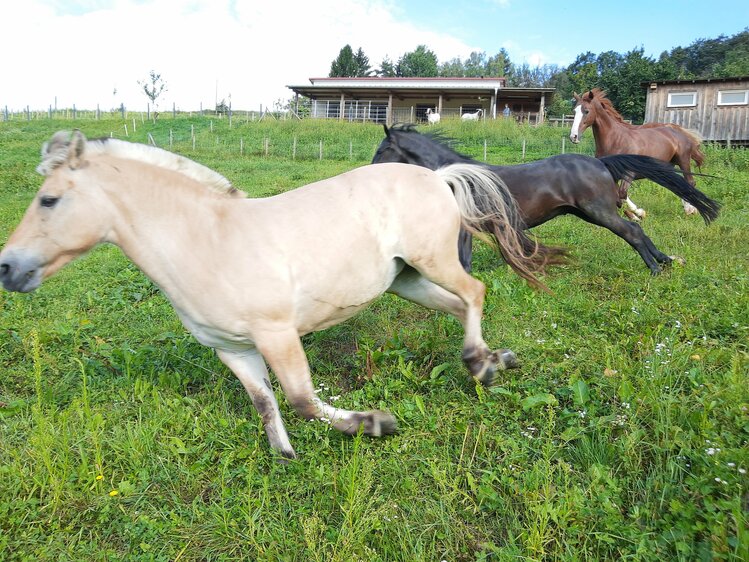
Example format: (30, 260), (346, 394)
(373, 125), (720, 274)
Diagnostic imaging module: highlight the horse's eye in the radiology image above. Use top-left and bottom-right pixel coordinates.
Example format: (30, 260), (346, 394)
(40, 195), (60, 208)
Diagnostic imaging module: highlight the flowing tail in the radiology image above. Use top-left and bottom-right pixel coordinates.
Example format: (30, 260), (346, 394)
(436, 163), (566, 290)
(599, 154), (720, 223)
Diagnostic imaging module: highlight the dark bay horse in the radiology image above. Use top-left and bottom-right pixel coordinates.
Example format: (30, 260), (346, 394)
(373, 125), (720, 275)
(570, 88), (706, 217)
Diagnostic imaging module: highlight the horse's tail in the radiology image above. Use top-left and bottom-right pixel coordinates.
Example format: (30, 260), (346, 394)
(687, 130), (706, 168)
(664, 124), (706, 168)
(599, 154), (720, 223)
(435, 163), (566, 290)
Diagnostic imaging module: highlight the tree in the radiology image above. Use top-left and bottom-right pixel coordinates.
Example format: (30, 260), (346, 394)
(566, 51), (598, 95)
(377, 56), (397, 77)
(463, 51), (487, 77)
(397, 45), (439, 77)
(138, 70), (167, 114)
(486, 49), (512, 77)
(439, 57), (465, 77)
(353, 47), (372, 77)
(330, 45), (357, 77)
(330, 45), (372, 77)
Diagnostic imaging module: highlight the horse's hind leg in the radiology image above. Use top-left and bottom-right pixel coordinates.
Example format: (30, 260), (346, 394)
(254, 329), (397, 440)
(388, 264), (517, 385)
(584, 205), (670, 274)
(675, 157), (699, 215)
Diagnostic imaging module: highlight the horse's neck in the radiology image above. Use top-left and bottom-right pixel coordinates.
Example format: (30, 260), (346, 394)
(104, 165), (230, 286)
(591, 105), (626, 155)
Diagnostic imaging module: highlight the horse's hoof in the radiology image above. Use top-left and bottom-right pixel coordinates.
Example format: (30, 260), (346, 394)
(495, 348), (519, 370)
(365, 410), (398, 437)
(275, 447), (297, 464)
(471, 349), (518, 386)
(636, 209), (646, 219)
(669, 255), (686, 266)
(684, 204), (699, 215)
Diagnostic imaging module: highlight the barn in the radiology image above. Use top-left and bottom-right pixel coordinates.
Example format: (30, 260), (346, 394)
(643, 76), (749, 143)
(286, 77), (554, 125)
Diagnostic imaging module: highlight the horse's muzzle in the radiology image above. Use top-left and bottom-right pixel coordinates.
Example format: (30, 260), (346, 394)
(569, 134), (580, 144)
(0, 250), (43, 293)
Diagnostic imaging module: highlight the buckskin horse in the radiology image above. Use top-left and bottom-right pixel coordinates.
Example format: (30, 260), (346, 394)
(570, 88), (706, 218)
(0, 130), (556, 459)
(373, 124), (719, 274)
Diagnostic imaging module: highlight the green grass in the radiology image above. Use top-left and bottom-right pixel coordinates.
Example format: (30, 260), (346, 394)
(0, 116), (747, 561)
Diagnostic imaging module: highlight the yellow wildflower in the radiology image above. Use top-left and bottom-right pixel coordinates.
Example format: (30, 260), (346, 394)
(109, 490), (119, 497)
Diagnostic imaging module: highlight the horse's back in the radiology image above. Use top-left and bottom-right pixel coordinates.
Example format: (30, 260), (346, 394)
(230, 163), (461, 333)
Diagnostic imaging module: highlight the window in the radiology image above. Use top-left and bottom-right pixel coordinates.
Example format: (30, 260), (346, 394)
(718, 89), (748, 106)
(667, 92), (697, 108)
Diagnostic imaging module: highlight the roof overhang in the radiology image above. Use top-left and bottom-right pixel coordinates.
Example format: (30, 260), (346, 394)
(641, 76), (749, 88)
(287, 78), (554, 101)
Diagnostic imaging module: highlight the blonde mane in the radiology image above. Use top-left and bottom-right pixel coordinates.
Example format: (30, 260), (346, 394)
(38, 131), (243, 198)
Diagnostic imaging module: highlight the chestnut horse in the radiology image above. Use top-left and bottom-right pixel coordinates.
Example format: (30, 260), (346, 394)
(0, 130), (550, 459)
(570, 88), (706, 218)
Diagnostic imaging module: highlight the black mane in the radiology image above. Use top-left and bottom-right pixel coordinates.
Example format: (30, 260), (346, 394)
(373, 124), (476, 168)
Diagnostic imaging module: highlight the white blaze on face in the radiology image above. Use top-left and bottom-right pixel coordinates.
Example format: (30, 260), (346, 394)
(570, 105), (583, 142)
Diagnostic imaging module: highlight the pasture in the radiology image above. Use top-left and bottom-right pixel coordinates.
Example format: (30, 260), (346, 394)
(0, 116), (747, 560)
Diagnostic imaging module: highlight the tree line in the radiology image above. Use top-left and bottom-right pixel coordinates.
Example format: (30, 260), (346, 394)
(328, 29), (749, 121)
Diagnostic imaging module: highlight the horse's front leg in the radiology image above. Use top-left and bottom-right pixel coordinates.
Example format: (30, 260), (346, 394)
(217, 348), (297, 460)
(256, 329), (398, 439)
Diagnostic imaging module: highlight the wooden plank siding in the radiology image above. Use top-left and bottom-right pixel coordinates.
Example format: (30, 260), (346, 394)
(644, 78), (749, 142)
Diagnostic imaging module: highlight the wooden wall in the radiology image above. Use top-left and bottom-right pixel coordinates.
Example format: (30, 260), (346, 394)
(644, 79), (749, 142)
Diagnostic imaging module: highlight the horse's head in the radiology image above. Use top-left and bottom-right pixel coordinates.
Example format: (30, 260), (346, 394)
(372, 124), (466, 170)
(0, 130), (113, 292)
(569, 90), (598, 143)
(372, 124), (411, 165)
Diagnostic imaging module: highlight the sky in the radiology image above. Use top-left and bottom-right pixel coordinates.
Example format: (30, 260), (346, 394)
(1, 0), (747, 112)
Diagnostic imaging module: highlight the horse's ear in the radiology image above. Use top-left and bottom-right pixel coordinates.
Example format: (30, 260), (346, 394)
(573, 92), (581, 101)
(67, 129), (87, 169)
(383, 124), (390, 137)
(585, 91), (594, 101)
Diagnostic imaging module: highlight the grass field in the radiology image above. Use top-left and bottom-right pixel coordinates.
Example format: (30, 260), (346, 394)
(0, 116), (747, 561)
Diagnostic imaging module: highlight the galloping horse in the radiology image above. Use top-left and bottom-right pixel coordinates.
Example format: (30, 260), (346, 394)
(570, 88), (706, 218)
(373, 125), (720, 274)
(0, 130), (550, 459)
(462, 109), (483, 121)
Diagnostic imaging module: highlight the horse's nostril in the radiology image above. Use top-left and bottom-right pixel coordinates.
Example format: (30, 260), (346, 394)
(0, 263), (9, 277)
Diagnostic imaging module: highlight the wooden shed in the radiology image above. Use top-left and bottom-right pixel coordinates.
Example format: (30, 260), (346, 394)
(643, 77), (749, 143)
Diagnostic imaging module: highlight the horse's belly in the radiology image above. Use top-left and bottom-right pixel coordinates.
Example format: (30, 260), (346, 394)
(295, 300), (373, 335)
(292, 259), (402, 335)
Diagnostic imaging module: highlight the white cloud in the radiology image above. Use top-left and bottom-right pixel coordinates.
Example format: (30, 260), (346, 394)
(0, 0), (477, 111)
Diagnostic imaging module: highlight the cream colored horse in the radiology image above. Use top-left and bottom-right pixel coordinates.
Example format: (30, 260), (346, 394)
(0, 130), (545, 459)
